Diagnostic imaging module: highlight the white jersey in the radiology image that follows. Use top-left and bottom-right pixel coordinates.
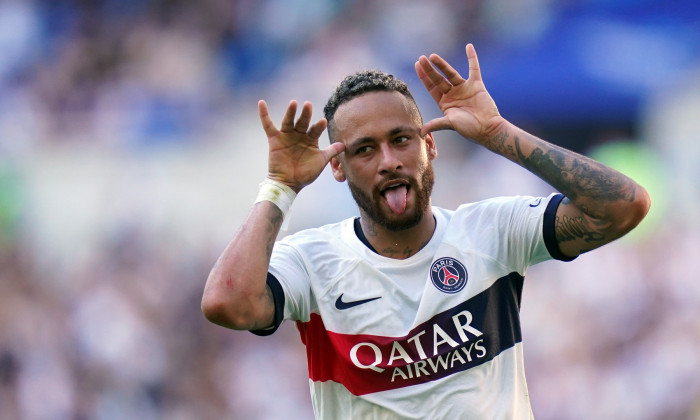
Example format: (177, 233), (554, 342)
(253, 194), (573, 419)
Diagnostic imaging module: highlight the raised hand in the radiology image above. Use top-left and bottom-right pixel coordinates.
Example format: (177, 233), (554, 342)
(415, 44), (504, 145)
(258, 100), (345, 192)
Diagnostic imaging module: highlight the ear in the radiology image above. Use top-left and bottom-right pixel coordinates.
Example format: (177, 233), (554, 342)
(330, 156), (346, 182)
(425, 133), (438, 160)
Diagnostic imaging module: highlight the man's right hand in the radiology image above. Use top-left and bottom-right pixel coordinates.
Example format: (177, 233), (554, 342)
(258, 100), (346, 193)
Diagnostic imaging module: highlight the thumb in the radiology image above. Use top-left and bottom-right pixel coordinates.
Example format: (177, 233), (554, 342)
(321, 142), (346, 163)
(421, 116), (453, 137)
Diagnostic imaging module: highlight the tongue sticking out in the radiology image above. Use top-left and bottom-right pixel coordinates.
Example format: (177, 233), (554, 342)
(384, 185), (408, 215)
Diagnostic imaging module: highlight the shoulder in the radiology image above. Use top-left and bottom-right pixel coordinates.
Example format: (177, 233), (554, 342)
(451, 195), (544, 219)
(272, 217), (361, 273)
(279, 218), (352, 245)
(441, 195), (554, 243)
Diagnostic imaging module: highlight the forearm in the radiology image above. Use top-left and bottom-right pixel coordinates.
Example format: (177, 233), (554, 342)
(417, 42), (649, 253)
(483, 120), (649, 226)
(201, 201), (283, 330)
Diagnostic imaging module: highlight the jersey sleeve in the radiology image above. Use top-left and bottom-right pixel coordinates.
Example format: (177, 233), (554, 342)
(452, 193), (575, 277)
(249, 238), (312, 336)
(249, 273), (286, 336)
(504, 193), (576, 272)
(541, 193), (577, 262)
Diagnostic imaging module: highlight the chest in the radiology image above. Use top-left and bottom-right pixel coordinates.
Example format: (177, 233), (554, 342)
(309, 245), (512, 337)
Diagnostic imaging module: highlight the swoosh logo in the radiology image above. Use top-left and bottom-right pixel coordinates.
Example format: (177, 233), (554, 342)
(335, 294), (382, 310)
(529, 198), (543, 207)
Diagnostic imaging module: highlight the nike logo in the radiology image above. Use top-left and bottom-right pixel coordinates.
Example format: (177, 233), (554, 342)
(529, 198), (543, 207)
(335, 294), (382, 310)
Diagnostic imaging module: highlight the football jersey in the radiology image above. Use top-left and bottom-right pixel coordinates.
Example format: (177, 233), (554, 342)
(252, 193), (574, 419)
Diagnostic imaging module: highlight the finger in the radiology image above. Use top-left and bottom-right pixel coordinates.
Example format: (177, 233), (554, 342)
(428, 53), (465, 86)
(466, 43), (482, 82)
(416, 55), (452, 94)
(295, 101), (312, 133)
(415, 59), (444, 104)
(320, 141), (346, 163)
(415, 57), (436, 90)
(307, 117), (327, 139)
(420, 116), (453, 137)
(280, 100), (298, 132)
(258, 100), (279, 137)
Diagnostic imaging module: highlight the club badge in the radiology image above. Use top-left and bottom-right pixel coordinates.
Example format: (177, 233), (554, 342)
(430, 257), (468, 294)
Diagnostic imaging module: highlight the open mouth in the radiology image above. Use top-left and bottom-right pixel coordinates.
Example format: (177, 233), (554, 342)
(380, 182), (410, 215)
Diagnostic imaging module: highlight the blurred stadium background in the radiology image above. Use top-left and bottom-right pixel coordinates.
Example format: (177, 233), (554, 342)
(0, 0), (699, 419)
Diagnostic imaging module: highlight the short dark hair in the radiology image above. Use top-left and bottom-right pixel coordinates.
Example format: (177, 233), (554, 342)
(324, 70), (418, 141)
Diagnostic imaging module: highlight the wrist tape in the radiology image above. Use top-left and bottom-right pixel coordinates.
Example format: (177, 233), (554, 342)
(254, 178), (297, 216)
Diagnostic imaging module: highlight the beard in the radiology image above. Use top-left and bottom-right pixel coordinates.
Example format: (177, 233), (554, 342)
(347, 161), (434, 232)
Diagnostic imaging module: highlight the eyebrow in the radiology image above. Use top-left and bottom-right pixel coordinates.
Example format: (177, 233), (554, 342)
(347, 125), (420, 150)
(389, 126), (419, 136)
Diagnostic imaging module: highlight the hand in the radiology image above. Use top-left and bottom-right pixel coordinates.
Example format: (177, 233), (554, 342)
(258, 100), (345, 192)
(415, 44), (504, 145)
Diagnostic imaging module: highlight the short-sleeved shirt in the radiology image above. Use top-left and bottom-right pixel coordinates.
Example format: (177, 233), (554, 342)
(254, 194), (573, 419)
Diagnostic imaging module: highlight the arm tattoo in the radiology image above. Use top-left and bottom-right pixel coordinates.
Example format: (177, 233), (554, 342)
(484, 130), (510, 156)
(264, 283), (274, 306)
(555, 214), (605, 243)
(264, 211), (284, 258)
(512, 133), (637, 209)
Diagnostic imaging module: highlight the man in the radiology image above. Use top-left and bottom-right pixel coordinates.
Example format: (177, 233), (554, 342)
(202, 44), (650, 419)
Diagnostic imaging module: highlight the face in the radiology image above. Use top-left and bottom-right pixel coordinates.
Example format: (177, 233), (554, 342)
(330, 91), (438, 231)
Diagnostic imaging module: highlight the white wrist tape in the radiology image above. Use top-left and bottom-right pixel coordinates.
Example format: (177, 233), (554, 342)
(254, 178), (297, 216)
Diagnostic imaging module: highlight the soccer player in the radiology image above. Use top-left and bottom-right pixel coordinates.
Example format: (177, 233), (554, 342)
(201, 44), (650, 418)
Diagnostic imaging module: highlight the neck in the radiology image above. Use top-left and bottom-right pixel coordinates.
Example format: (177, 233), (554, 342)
(360, 208), (436, 259)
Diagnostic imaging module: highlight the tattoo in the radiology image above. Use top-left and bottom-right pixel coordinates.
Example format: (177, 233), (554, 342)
(381, 246), (416, 259)
(383, 241), (429, 259)
(484, 130), (510, 156)
(381, 247), (399, 258)
(264, 283), (274, 306)
(555, 214), (605, 243)
(512, 133), (637, 211)
(251, 284), (276, 331)
(264, 209), (284, 258)
(364, 219), (379, 237)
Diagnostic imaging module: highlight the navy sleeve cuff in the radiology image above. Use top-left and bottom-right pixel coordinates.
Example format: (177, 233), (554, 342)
(250, 273), (286, 336)
(543, 194), (578, 262)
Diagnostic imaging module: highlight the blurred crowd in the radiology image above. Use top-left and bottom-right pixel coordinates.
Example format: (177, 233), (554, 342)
(1, 0), (700, 419)
(0, 0), (482, 152)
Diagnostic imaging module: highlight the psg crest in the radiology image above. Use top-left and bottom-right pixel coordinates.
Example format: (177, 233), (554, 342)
(430, 257), (468, 294)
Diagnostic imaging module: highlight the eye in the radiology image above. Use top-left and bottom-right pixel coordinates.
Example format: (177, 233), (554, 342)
(355, 145), (372, 155)
(394, 135), (409, 144)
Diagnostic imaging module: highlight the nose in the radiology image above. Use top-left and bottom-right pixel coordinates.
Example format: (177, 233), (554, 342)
(378, 143), (402, 174)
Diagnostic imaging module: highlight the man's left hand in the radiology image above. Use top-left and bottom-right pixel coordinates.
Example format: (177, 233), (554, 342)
(415, 44), (504, 145)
